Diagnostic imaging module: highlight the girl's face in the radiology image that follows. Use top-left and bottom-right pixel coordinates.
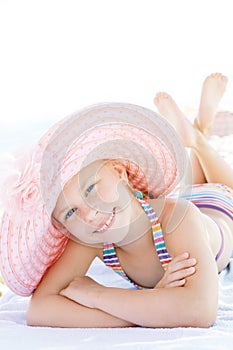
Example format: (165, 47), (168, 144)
(52, 160), (135, 245)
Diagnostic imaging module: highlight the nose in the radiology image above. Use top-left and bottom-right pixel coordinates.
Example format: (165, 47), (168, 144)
(80, 205), (98, 224)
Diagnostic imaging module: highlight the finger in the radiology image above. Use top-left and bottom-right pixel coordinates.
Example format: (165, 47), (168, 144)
(167, 266), (196, 283)
(176, 258), (197, 271)
(59, 289), (66, 296)
(172, 252), (189, 262)
(166, 253), (190, 272)
(167, 257), (197, 273)
(171, 253), (196, 266)
(167, 279), (186, 288)
(60, 288), (70, 297)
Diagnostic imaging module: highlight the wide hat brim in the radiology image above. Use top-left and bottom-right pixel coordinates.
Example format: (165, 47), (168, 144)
(0, 102), (187, 296)
(40, 102), (187, 215)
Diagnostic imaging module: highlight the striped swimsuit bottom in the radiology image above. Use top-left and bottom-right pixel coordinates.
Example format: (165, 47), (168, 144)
(102, 183), (233, 289)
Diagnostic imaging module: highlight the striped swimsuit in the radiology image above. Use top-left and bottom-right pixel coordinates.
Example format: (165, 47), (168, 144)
(103, 198), (172, 289)
(103, 183), (233, 289)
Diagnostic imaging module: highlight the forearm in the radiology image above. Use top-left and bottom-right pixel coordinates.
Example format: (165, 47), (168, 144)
(92, 286), (217, 328)
(27, 294), (134, 328)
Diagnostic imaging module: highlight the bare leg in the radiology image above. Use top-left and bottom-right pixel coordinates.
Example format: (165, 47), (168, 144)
(154, 92), (196, 148)
(154, 92), (206, 184)
(189, 151), (206, 184)
(193, 134), (233, 189)
(196, 73), (228, 136)
(154, 92), (233, 189)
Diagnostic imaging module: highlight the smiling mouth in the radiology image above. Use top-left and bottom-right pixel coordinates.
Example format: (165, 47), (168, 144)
(93, 208), (116, 234)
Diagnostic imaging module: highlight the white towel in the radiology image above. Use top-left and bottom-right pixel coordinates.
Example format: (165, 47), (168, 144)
(0, 257), (233, 350)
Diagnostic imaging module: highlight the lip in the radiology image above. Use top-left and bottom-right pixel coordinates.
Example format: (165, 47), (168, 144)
(93, 208), (116, 234)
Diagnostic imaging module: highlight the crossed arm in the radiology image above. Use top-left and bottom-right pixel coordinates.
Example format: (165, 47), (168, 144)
(27, 202), (218, 328)
(27, 241), (131, 328)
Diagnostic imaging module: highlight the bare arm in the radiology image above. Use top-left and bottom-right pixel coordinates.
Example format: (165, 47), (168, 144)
(27, 240), (133, 328)
(28, 293), (133, 328)
(60, 202), (219, 328)
(27, 233), (195, 328)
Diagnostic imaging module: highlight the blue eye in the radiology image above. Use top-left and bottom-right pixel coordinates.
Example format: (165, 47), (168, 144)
(85, 183), (95, 196)
(65, 208), (76, 220)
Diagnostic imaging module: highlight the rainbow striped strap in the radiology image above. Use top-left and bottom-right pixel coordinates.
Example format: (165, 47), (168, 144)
(103, 198), (172, 288)
(102, 243), (138, 286)
(138, 199), (172, 270)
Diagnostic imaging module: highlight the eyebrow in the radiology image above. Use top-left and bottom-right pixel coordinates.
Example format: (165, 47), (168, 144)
(56, 175), (95, 218)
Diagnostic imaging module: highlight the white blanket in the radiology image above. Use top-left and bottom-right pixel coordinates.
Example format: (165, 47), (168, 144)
(0, 257), (233, 350)
(1, 133), (233, 349)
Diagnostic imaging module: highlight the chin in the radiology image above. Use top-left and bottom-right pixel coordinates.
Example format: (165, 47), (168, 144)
(104, 224), (130, 244)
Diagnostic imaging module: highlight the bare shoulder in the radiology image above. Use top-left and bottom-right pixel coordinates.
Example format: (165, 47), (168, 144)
(149, 196), (195, 232)
(33, 240), (101, 297)
(149, 197), (210, 256)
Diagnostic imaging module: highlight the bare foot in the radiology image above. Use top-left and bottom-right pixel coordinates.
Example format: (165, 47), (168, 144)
(154, 92), (199, 148)
(197, 73), (228, 136)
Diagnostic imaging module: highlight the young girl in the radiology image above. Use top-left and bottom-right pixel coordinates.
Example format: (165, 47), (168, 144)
(1, 73), (233, 329)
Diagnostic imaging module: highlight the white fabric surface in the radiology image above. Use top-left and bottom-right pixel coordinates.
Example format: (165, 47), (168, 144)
(0, 133), (233, 349)
(0, 257), (233, 350)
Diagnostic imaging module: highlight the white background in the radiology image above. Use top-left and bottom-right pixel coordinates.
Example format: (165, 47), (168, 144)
(0, 0), (233, 153)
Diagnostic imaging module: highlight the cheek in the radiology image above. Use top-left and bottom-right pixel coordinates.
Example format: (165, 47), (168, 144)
(65, 217), (93, 238)
(115, 206), (129, 226)
(66, 215), (87, 229)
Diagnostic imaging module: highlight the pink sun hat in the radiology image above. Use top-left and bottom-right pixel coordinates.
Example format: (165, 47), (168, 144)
(0, 102), (187, 296)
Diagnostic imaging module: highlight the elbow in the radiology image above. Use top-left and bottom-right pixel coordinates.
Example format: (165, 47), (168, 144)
(26, 311), (36, 327)
(26, 313), (36, 327)
(192, 310), (217, 328)
(26, 299), (39, 326)
(188, 297), (217, 328)
(26, 295), (48, 327)
(190, 314), (216, 329)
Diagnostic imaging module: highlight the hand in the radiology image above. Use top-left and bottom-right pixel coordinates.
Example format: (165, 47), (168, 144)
(155, 252), (196, 288)
(60, 276), (104, 308)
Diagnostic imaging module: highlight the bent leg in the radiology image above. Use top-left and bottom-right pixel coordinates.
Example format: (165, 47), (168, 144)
(196, 73), (228, 136)
(192, 133), (233, 190)
(154, 91), (233, 190)
(154, 92), (206, 184)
